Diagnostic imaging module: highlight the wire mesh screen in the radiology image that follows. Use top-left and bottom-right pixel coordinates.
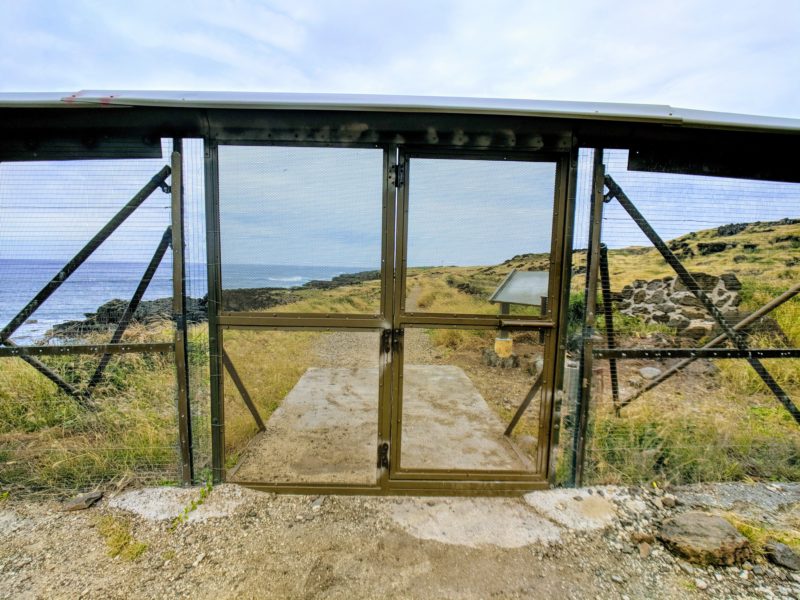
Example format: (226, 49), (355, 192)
(0, 140), (189, 495)
(405, 158), (557, 317)
(217, 145), (384, 315)
(553, 149), (595, 486)
(577, 149), (800, 486)
(181, 139), (211, 481)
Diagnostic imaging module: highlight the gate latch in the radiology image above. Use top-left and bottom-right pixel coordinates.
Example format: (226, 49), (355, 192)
(377, 442), (390, 469)
(381, 329), (392, 354)
(381, 329), (404, 354)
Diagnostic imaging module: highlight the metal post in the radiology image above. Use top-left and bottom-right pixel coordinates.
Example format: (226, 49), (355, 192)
(205, 142), (225, 483)
(0, 166), (171, 343)
(547, 145), (579, 486)
(599, 244), (620, 410)
(571, 149), (605, 487)
(171, 142), (194, 485)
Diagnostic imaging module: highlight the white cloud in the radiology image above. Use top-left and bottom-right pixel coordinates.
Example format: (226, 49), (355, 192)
(0, 0), (797, 117)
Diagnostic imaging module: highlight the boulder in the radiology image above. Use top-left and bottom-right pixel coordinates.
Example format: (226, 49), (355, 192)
(658, 512), (751, 566)
(764, 539), (800, 571)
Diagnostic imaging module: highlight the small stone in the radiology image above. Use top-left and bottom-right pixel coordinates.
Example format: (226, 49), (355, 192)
(765, 539), (800, 571)
(679, 561), (695, 575)
(621, 544), (634, 554)
(740, 570), (751, 580)
(743, 561), (754, 571)
(192, 553), (205, 568)
(631, 532), (655, 544)
(639, 366), (662, 380)
(639, 542), (652, 559)
(714, 573), (723, 582)
(753, 565), (765, 576)
(573, 496), (584, 502)
(62, 491), (103, 512)
(662, 495), (677, 508)
(695, 578), (708, 590)
(611, 574), (624, 584)
(652, 497), (664, 510)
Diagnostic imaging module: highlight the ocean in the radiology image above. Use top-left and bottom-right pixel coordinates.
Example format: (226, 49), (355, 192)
(0, 259), (366, 344)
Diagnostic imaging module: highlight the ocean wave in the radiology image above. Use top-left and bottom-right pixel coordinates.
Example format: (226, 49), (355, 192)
(266, 276), (306, 283)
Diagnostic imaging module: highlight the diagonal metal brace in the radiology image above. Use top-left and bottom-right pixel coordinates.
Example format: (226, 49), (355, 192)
(504, 371), (544, 437)
(85, 227), (173, 395)
(604, 174), (800, 424)
(222, 350), (266, 432)
(0, 165), (172, 344)
(620, 282), (800, 411)
(0, 339), (87, 405)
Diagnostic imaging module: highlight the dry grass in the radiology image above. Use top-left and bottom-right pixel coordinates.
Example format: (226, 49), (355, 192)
(1, 219), (797, 493)
(96, 515), (148, 560)
(222, 329), (318, 467)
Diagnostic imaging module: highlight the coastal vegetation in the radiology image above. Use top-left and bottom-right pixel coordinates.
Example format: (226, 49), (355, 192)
(0, 219), (798, 494)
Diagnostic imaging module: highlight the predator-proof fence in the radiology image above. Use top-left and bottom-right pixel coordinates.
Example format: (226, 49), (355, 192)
(1, 95), (798, 496)
(558, 149), (800, 487)
(0, 139), (210, 495)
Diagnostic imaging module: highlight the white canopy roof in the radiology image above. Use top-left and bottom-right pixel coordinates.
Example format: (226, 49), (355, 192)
(0, 91), (798, 133)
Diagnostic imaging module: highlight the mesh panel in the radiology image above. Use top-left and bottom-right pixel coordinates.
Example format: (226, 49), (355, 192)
(0, 140), (187, 495)
(405, 158), (557, 317)
(399, 327), (544, 472)
(217, 145), (384, 315)
(575, 149), (800, 486)
(223, 328), (380, 485)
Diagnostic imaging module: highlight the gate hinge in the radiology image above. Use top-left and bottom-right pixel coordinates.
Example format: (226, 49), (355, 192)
(388, 163), (406, 188)
(377, 442), (390, 469)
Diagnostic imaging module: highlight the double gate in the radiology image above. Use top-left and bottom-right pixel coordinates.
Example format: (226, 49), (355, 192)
(206, 143), (573, 494)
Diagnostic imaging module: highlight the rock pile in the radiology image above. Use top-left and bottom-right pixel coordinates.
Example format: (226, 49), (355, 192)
(617, 272), (742, 339)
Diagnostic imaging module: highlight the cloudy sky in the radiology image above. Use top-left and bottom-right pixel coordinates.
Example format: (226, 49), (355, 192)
(1, 0), (799, 277)
(2, 0), (799, 118)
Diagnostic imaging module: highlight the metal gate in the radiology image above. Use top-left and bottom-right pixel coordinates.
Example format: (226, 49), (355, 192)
(206, 142), (571, 494)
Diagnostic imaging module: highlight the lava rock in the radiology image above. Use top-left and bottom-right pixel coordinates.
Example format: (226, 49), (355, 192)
(764, 539), (800, 571)
(658, 512), (751, 566)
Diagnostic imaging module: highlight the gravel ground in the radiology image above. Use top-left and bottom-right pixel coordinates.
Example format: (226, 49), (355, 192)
(2, 482), (800, 599)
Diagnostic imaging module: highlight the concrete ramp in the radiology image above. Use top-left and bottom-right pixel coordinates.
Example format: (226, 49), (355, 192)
(229, 365), (526, 484)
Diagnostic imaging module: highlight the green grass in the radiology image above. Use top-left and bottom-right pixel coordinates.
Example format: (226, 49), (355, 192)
(96, 515), (148, 560)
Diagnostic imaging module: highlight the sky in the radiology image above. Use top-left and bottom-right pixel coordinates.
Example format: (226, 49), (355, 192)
(1, 0), (799, 118)
(1, 1), (799, 273)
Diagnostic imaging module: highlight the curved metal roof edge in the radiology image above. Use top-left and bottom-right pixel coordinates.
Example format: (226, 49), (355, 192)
(0, 90), (799, 133)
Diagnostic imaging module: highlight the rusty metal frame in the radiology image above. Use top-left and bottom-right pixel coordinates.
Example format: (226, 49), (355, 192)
(206, 141), (397, 489)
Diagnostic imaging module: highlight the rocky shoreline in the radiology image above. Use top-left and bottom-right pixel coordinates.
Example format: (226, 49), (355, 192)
(49, 269), (382, 337)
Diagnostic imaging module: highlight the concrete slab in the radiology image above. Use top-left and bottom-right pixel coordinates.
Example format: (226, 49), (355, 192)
(230, 365), (526, 484)
(388, 497), (562, 548)
(524, 488), (618, 531)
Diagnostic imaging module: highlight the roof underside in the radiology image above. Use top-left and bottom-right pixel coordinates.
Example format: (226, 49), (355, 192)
(0, 90), (798, 134)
